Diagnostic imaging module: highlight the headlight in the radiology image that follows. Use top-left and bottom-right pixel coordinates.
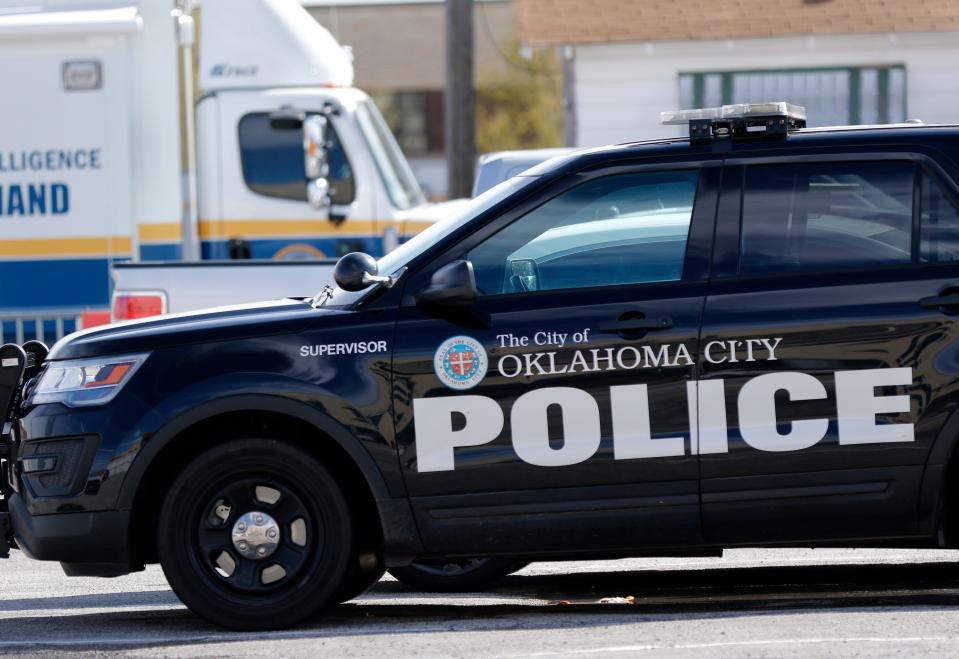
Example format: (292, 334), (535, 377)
(31, 353), (149, 407)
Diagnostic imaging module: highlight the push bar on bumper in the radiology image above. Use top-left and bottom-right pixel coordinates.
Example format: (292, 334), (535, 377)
(0, 341), (48, 557)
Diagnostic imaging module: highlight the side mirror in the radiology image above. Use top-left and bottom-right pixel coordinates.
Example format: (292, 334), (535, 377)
(303, 115), (331, 212)
(333, 252), (392, 292)
(269, 108), (305, 130)
(415, 260), (478, 307)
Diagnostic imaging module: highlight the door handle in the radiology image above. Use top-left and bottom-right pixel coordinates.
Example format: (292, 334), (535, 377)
(599, 317), (673, 334)
(919, 294), (959, 310)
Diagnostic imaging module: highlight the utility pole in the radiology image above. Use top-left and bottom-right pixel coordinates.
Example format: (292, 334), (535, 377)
(445, 0), (475, 199)
(561, 45), (577, 147)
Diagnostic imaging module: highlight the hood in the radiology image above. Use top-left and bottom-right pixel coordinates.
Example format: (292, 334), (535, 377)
(49, 299), (348, 361)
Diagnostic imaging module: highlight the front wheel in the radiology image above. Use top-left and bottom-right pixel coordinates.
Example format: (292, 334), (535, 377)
(157, 439), (353, 630)
(388, 558), (528, 592)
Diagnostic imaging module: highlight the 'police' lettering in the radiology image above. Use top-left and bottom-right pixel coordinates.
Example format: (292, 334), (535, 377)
(412, 367), (915, 472)
(738, 372), (829, 452)
(413, 395), (504, 472)
(610, 384), (684, 459)
(694, 379), (729, 455)
(836, 367), (914, 444)
(512, 387), (600, 466)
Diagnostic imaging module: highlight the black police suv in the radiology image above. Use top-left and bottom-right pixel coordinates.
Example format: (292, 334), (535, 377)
(6, 102), (959, 629)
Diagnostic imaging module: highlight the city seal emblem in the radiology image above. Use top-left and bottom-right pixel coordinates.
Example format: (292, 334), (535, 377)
(434, 336), (488, 390)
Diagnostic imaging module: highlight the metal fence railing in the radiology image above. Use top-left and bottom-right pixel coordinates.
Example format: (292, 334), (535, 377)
(0, 310), (83, 345)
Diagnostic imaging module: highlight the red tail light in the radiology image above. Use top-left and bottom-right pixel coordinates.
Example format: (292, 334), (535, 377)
(112, 292), (167, 321)
(79, 311), (112, 329)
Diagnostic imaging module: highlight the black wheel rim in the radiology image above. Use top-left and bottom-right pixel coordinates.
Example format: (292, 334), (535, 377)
(194, 476), (319, 594)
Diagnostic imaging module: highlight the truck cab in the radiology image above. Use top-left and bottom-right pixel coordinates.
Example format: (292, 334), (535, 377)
(197, 87), (428, 261)
(193, 0), (446, 261)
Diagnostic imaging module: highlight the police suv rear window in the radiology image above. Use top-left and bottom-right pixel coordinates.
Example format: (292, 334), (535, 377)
(740, 161), (914, 275)
(920, 170), (959, 264)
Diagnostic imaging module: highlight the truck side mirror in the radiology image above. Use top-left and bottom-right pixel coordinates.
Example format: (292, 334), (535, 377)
(269, 109), (305, 130)
(415, 260), (478, 307)
(303, 115), (331, 213)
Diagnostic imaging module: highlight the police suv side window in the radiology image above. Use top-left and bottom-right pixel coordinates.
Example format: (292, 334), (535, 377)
(238, 113), (355, 205)
(740, 161), (914, 275)
(920, 171), (959, 263)
(466, 171), (699, 295)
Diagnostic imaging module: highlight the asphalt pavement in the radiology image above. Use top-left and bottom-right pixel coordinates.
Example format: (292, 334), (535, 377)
(4, 548), (959, 657)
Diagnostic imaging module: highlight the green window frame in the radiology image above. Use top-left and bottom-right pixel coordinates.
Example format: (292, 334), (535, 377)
(679, 66), (907, 127)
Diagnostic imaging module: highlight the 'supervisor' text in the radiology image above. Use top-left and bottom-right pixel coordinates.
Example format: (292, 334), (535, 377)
(412, 367), (914, 472)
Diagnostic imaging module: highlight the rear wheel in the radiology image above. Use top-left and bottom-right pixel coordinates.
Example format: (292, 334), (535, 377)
(388, 558), (528, 592)
(335, 550), (386, 603)
(157, 439), (353, 630)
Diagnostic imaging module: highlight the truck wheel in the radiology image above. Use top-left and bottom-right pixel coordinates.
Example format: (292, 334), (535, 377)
(388, 558), (528, 592)
(157, 439), (353, 630)
(335, 551), (386, 603)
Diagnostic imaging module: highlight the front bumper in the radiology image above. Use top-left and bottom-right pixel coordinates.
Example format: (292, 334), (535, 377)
(2, 340), (137, 573)
(8, 492), (134, 574)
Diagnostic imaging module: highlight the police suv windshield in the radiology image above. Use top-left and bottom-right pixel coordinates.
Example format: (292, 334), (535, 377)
(322, 175), (538, 308)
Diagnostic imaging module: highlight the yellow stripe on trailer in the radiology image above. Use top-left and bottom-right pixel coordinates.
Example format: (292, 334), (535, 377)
(138, 223), (183, 243)
(195, 219), (437, 240)
(198, 219), (382, 239)
(0, 236), (132, 259)
(402, 220), (436, 234)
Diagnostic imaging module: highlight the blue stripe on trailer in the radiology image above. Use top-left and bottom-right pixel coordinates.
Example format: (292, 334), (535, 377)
(0, 259), (115, 308)
(140, 243), (182, 261)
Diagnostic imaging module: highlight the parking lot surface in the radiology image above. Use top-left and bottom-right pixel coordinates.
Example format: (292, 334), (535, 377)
(5, 548), (959, 656)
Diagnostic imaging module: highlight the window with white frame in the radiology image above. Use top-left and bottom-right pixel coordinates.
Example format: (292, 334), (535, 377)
(679, 66), (906, 127)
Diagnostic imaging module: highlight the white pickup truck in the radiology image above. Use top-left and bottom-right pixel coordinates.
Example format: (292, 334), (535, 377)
(110, 261), (336, 318)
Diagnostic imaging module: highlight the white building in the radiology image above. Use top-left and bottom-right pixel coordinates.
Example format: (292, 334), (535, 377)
(519, 0), (959, 146)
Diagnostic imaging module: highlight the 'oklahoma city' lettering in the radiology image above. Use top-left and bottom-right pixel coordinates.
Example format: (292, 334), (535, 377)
(495, 338), (782, 378)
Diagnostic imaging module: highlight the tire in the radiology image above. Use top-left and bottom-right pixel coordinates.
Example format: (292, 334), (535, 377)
(157, 439), (353, 630)
(335, 550), (386, 603)
(388, 558), (528, 592)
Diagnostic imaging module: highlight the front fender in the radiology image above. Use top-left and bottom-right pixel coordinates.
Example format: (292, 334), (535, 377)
(117, 392), (395, 508)
(117, 392), (422, 556)
(122, 335), (407, 499)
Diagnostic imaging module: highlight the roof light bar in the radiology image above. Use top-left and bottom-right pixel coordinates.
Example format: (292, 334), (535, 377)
(661, 101), (807, 144)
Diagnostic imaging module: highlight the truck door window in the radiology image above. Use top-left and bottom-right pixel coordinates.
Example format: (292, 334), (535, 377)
(238, 113), (355, 205)
(739, 161), (914, 275)
(466, 171), (699, 295)
(919, 170), (959, 263)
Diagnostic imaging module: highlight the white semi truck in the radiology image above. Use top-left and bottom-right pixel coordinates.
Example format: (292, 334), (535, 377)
(0, 0), (462, 339)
